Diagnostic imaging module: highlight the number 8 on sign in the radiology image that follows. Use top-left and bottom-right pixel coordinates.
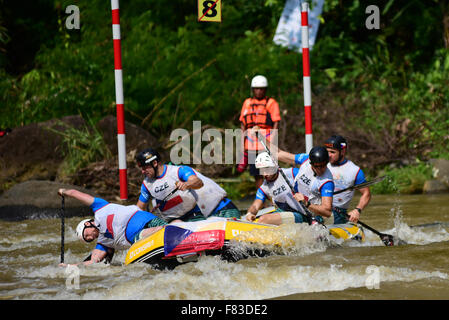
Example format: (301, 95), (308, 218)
(198, 0), (222, 22)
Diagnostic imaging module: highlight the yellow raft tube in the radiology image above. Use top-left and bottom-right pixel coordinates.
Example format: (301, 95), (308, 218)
(124, 216), (365, 269)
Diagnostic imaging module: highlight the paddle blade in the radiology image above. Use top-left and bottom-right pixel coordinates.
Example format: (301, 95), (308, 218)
(380, 234), (407, 246)
(255, 206), (277, 218)
(380, 234), (394, 246)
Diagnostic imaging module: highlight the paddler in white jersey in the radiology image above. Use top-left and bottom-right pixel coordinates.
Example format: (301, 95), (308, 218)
(324, 135), (371, 224)
(57, 188), (167, 266)
(135, 148), (241, 222)
(276, 135), (371, 224)
(245, 146), (334, 225)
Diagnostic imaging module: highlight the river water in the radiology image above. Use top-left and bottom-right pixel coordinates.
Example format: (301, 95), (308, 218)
(1, 194), (448, 301)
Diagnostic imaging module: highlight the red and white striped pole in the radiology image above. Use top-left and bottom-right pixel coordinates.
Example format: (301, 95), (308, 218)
(301, 2), (313, 153)
(111, 0), (128, 200)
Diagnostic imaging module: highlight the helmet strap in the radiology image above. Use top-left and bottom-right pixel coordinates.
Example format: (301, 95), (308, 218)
(83, 220), (98, 243)
(337, 149), (346, 164)
(151, 161), (161, 177)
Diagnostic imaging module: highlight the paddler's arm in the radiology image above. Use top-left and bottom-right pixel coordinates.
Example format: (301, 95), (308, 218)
(347, 170), (371, 223)
(277, 150), (296, 165)
(59, 248), (112, 267)
(58, 188), (94, 206)
(82, 248), (108, 266)
(306, 180), (334, 218)
(277, 150), (310, 167)
(245, 199), (264, 221)
(175, 166), (204, 191)
(263, 144), (296, 166)
(176, 175), (203, 191)
(293, 193), (333, 218)
(347, 186), (371, 223)
(136, 200), (147, 211)
(308, 196), (333, 218)
(136, 183), (150, 211)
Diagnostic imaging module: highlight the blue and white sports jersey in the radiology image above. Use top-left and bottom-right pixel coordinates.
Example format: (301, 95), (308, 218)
(139, 165), (195, 203)
(328, 159), (366, 209)
(139, 164), (199, 220)
(91, 198), (157, 250)
(294, 153), (309, 166)
(294, 159), (334, 205)
(256, 168), (303, 213)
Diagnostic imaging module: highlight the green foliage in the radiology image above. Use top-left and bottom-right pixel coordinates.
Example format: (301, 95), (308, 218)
(1, 0), (448, 186)
(45, 118), (112, 175)
(312, 0), (449, 162)
(220, 171), (257, 200)
(370, 162), (433, 195)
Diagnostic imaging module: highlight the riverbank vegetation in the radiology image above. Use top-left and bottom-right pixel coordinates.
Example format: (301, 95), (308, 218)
(1, 0), (448, 196)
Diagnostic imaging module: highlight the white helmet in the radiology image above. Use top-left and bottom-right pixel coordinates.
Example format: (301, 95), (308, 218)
(255, 152), (278, 175)
(75, 219), (96, 243)
(251, 75), (268, 88)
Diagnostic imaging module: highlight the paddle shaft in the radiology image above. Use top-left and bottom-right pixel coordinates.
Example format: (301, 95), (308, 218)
(343, 212), (396, 246)
(334, 176), (386, 195)
(60, 196), (65, 264)
(354, 219), (384, 237)
(151, 187), (179, 213)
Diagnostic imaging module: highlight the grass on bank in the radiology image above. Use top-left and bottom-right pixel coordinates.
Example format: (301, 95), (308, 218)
(362, 162), (433, 195)
(45, 118), (112, 176)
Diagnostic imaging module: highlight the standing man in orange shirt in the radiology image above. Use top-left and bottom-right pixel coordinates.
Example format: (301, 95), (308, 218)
(238, 75), (281, 189)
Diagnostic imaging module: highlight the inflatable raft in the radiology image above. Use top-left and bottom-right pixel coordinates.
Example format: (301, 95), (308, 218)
(125, 216), (365, 269)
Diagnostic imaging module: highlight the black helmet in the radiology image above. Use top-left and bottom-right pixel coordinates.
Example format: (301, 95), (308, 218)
(136, 148), (161, 167)
(324, 135), (347, 151)
(309, 146), (329, 164)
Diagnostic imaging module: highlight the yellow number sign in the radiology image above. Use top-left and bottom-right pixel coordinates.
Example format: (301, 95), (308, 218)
(198, 0), (222, 23)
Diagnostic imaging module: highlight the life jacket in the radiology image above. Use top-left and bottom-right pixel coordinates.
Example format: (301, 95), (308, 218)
(192, 169), (227, 217)
(327, 160), (361, 209)
(259, 168), (304, 213)
(294, 160), (334, 206)
(240, 97), (280, 151)
(240, 97), (276, 130)
(93, 202), (142, 250)
(142, 165), (199, 221)
(244, 128), (275, 152)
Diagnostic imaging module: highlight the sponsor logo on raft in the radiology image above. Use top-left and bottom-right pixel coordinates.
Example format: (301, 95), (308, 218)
(129, 240), (155, 259)
(231, 229), (242, 237)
